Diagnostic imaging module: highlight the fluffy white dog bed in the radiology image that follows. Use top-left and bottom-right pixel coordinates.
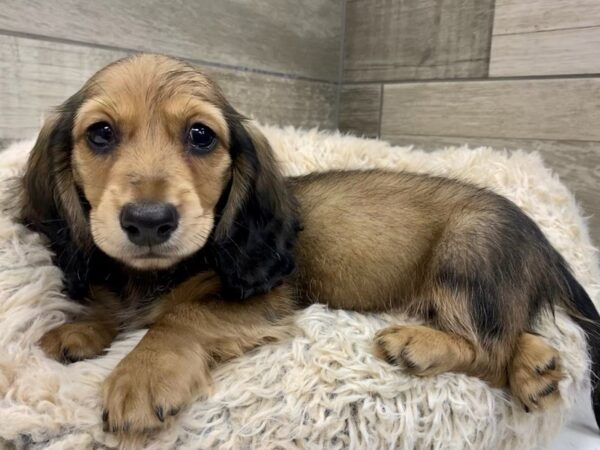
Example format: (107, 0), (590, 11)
(0, 126), (598, 450)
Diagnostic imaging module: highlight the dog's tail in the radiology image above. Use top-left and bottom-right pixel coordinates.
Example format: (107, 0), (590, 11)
(559, 263), (600, 428)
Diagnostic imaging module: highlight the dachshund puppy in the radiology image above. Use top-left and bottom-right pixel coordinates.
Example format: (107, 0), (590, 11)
(21, 54), (600, 434)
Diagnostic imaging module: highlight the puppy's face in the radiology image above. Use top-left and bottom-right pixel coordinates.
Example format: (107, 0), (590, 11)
(71, 55), (232, 269)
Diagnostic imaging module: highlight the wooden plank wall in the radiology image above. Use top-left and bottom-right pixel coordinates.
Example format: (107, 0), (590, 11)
(340, 0), (600, 245)
(1, 1), (598, 244)
(0, 0), (343, 141)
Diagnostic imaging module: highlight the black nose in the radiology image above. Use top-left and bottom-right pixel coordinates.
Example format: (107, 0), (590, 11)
(119, 202), (179, 246)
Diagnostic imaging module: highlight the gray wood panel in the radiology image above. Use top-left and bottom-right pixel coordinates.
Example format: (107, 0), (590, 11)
(490, 27), (600, 77)
(0, 35), (337, 141)
(381, 134), (600, 246)
(0, 0), (343, 81)
(494, 0), (600, 35)
(205, 68), (337, 131)
(343, 0), (495, 82)
(0, 36), (130, 140)
(381, 79), (600, 142)
(338, 84), (382, 137)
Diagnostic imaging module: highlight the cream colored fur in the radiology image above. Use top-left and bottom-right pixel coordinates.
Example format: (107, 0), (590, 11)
(0, 125), (598, 449)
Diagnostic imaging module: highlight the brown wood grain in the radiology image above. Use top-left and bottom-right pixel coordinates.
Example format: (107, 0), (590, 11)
(338, 84), (382, 137)
(343, 0), (495, 82)
(0, 0), (343, 81)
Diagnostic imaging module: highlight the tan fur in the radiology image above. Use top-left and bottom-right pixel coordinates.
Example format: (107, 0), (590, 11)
(290, 171), (447, 311)
(289, 170), (550, 388)
(71, 55), (232, 270)
(39, 320), (116, 362)
(39, 286), (118, 362)
(29, 54), (574, 436)
(102, 273), (296, 433)
(374, 325), (476, 378)
(509, 333), (564, 411)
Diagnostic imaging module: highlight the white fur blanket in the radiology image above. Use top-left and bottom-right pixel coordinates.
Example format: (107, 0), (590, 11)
(0, 126), (598, 450)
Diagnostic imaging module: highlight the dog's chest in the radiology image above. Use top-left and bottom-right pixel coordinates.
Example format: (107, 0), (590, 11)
(90, 251), (211, 328)
(114, 275), (171, 328)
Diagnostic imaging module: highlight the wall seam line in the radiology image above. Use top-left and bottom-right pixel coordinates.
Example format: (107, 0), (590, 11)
(0, 29), (337, 85)
(335, 0), (348, 130)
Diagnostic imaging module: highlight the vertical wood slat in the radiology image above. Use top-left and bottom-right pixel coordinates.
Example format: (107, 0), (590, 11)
(338, 84), (382, 137)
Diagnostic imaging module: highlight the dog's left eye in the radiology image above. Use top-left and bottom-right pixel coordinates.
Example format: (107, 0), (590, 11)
(86, 122), (116, 153)
(187, 123), (217, 154)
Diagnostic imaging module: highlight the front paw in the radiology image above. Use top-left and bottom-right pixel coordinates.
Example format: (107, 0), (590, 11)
(39, 321), (115, 363)
(102, 350), (210, 433)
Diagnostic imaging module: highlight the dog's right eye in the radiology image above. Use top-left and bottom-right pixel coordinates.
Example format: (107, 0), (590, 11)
(86, 122), (116, 152)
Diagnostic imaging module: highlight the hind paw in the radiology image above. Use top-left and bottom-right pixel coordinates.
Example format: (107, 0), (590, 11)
(510, 333), (564, 412)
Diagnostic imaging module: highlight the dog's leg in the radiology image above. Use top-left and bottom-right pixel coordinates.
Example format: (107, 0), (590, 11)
(375, 208), (568, 410)
(375, 325), (477, 377)
(375, 273), (517, 387)
(101, 273), (297, 434)
(375, 282), (564, 412)
(376, 326), (564, 411)
(374, 320), (516, 388)
(38, 286), (118, 362)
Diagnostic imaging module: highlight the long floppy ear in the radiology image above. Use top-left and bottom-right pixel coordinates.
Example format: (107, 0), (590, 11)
(207, 115), (300, 300)
(20, 92), (94, 300)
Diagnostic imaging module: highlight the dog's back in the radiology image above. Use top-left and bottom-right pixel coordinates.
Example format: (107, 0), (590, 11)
(289, 169), (600, 418)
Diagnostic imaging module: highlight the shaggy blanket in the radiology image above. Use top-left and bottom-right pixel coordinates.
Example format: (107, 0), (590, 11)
(0, 126), (598, 450)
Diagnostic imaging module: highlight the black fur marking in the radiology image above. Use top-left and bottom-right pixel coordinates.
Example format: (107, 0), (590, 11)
(539, 382), (558, 398)
(494, 199), (559, 323)
(437, 268), (502, 339)
(558, 262), (600, 429)
(206, 114), (299, 300)
(155, 406), (165, 422)
(381, 348), (399, 366)
(536, 357), (556, 375)
(61, 348), (74, 363)
(20, 90), (96, 301)
(399, 348), (418, 370)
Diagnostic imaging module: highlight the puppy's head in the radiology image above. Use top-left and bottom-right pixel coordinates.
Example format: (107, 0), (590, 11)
(21, 54), (298, 299)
